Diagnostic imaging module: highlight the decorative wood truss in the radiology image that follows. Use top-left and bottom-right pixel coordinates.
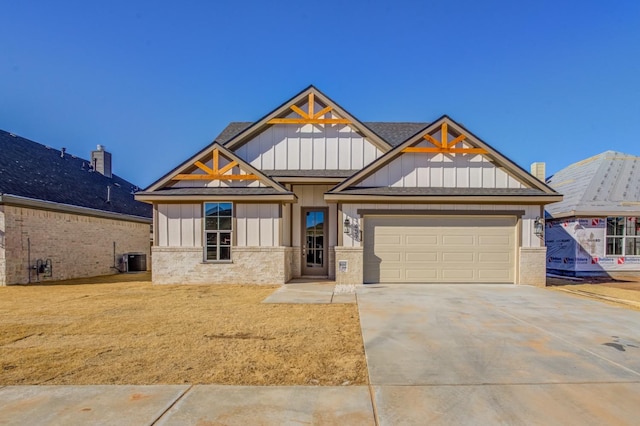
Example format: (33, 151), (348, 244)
(173, 148), (258, 181)
(267, 93), (351, 125)
(402, 123), (488, 154)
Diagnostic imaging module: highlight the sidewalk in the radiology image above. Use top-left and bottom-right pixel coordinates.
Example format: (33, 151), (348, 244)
(0, 385), (375, 425)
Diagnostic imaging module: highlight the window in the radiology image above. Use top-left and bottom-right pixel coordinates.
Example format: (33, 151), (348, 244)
(204, 202), (233, 261)
(606, 217), (640, 256)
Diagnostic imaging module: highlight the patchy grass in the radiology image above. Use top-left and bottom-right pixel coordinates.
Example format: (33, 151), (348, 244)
(0, 273), (367, 386)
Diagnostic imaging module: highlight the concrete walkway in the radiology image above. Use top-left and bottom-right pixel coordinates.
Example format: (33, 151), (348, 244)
(262, 279), (356, 304)
(4, 284), (640, 425)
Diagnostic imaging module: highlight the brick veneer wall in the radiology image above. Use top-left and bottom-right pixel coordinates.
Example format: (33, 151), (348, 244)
(2, 205), (150, 285)
(151, 246), (290, 285)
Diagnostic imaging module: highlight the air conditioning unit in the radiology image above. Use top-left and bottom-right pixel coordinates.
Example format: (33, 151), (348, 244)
(123, 253), (147, 272)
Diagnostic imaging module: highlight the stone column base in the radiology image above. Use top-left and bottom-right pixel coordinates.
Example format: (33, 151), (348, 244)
(334, 247), (363, 285)
(519, 247), (547, 287)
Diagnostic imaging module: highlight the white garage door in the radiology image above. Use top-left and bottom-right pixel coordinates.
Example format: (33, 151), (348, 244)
(363, 216), (516, 284)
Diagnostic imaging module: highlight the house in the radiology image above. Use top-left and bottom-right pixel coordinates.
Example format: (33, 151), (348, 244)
(0, 130), (152, 285)
(136, 86), (562, 286)
(545, 151), (640, 277)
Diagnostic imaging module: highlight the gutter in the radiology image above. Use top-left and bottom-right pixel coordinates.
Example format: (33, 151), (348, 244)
(0, 194), (152, 224)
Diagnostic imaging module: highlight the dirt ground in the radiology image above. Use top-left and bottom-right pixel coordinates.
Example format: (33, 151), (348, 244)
(0, 273), (367, 386)
(547, 275), (640, 310)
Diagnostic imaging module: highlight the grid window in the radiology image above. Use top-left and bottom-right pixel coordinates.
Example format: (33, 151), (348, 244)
(204, 202), (232, 261)
(606, 217), (640, 256)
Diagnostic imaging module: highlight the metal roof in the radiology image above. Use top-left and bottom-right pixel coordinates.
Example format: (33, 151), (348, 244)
(546, 151), (640, 218)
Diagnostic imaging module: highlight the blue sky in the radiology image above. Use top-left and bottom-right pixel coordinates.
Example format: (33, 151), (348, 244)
(2, 1), (639, 187)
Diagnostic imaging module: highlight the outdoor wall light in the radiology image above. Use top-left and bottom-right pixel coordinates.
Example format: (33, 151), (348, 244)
(343, 217), (351, 233)
(534, 216), (544, 238)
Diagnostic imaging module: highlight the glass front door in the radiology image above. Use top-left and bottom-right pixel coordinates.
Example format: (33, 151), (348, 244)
(302, 208), (328, 276)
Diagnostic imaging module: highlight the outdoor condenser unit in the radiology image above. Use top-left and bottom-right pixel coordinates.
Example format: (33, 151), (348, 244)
(122, 253), (147, 272)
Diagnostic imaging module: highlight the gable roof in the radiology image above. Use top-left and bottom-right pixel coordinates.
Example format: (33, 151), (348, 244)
(138, 142), (296, 202)
(546, 151), (640, 218)
(221, 85), (392, 152)
(213, 121), (430, 147)
(326, 115), (562, 203)
(0, 129), (151, 220)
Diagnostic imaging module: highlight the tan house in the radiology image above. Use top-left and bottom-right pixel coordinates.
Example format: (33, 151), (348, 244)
(0, 130), (152, 285)
(136, 86), (562, 286)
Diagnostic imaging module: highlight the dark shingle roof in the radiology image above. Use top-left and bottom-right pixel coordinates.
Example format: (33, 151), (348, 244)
(546, 151), (640, 217)
(335, 187), (549, 196)
(138, 187), (288, 196)
(213, 121), (430, 147)
(0, 130), (152, 218)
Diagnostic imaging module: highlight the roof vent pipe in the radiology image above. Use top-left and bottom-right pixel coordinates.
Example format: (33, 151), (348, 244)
(61, 147), (66, 158)
(107, 185), (111, 203)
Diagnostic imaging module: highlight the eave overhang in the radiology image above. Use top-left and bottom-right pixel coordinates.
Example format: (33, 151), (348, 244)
(324, 193), (563, 204)
(135, 193), (297, 203)
(0, 194), (152, 224)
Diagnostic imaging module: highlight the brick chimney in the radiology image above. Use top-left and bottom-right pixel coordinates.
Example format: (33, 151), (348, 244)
(91, 144), (112, 178)
(530, 162), (546, 182)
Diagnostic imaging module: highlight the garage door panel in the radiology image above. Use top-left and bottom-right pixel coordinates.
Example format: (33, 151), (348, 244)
(405, 252), (438, 262)
(478, 269), (512, 280)
(364, 216), (515, 284)
(442, 235), (475, 245)
(406, 235), (437, 245)
(479, 252), (512, 263)
(479, 235), (512, 246)
(405, 269), (438, 280)
(442, 269), (475, 280)
(443, 252), (474, 262)
(377, 235), (402, 245)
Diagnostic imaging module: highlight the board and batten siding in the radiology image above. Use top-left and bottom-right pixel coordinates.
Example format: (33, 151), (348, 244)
(357, 151), (523, 189)
(234, 122), (383, 171)
(156, 203), (280, 247)
(340, 204), (542, 248)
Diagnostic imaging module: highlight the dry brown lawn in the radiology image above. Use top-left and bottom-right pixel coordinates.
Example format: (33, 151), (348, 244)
(548, 275), (640, 311)
(0, 273), (367, 386)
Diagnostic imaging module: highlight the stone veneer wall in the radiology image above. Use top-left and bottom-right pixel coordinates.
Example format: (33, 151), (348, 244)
(152, 246), (290, 284)
(2, 205), (150, 285)
(334, 247), (363, 285)
(519, 247), (547, 287)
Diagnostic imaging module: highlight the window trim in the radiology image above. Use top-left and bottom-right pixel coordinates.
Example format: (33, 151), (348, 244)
(606, 216), (640, 257)
(203, 202), (233, 263)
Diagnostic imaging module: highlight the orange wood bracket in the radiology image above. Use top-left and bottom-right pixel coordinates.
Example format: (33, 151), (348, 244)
(267, 93), (351, 125)
(402, 123), (487, 155)
(173, 148), (258, 181)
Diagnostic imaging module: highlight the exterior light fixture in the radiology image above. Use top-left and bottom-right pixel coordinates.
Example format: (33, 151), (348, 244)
(534, 216), (544, 238)
(343, 217), (351, 234)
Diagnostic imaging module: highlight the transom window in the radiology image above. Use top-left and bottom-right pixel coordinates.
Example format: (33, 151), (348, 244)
(204, 202), (233, 261)
(606, 217), (640, 256)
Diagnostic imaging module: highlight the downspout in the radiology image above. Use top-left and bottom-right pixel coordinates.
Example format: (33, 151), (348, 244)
(27, 237), (31, 284)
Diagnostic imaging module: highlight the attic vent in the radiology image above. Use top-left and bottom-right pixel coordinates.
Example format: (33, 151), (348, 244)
(9, 133), (16, 137)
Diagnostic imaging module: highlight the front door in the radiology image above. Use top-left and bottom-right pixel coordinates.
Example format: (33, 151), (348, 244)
(302, 208), (328, 276)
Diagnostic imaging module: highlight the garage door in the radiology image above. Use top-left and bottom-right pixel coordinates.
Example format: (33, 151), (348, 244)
(363, 216), (516, 283)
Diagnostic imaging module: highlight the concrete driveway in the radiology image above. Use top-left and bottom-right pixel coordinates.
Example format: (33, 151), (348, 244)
(357, 284), (640, 425)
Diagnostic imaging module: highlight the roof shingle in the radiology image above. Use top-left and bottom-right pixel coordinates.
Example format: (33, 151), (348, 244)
(0, 130), (152, 218)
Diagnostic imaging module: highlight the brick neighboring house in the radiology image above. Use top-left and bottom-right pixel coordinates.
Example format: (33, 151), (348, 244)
(136, 86), (561, 286)
(0, 130), (152, 285)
